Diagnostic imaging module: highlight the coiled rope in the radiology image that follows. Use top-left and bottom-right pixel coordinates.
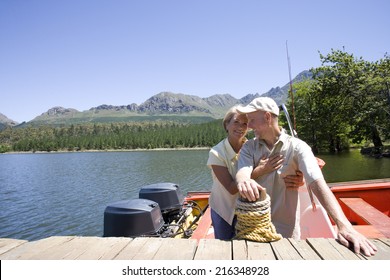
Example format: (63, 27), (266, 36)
(235, 193), (282, 242)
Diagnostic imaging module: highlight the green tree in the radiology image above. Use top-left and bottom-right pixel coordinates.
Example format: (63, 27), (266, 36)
(311, 49), (387, 149)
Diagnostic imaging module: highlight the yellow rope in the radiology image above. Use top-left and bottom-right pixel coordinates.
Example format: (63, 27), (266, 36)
(235, 194), (282, 242)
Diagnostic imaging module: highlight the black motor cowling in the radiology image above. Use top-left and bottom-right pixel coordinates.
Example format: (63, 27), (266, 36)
(103, 198), (164, 237)
(139, 183), (184, 222)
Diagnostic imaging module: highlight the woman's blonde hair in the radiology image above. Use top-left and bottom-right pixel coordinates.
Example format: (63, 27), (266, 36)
(223, 105), (242, 132)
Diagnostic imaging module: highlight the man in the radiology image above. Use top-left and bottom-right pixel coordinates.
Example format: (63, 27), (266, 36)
(235, 97), (377, 256)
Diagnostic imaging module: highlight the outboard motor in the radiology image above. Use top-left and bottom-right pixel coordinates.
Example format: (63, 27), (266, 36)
(103, 183), (199, 238)
(103, 198), (164, 237)
(139, 183), (184, 223)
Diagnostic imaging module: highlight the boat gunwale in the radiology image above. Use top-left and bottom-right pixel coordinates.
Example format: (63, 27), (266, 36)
(329, 179), (390, 192)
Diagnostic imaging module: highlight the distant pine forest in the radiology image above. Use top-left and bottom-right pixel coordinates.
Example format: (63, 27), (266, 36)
(0, 120), (230, 153)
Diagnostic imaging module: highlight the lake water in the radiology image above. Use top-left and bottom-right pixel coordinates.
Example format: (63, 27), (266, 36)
(0, 149), (389, 241)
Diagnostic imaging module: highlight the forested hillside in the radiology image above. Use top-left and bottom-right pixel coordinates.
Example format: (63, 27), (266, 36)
(0, 120), (228, 153)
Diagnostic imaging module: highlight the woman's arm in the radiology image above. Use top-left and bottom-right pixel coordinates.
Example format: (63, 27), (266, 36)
(211, 165), (238, 195)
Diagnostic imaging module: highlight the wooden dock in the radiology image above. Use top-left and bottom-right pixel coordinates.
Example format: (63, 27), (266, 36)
(1, 236), (389, 260)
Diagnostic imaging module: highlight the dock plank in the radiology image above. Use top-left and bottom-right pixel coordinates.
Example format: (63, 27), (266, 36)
(1, 237), (389, 260)
(31, 236), (103, 260)
(379, 238), (390, 247)
(76, 237), (132, 260)
(0, 238), (28, 255)
(99, 237), (133, 260)
(271, 238), (303, 260)
(115, 237), (162, 260)
(364, 239), (390, 260)
(232, 240), (248, 260)
(288, 239), (321, 260)
(0, 236), (75, 260)
(327, 238), (363, 260)
(306, 238), (345, 260)
(194, 239), (231, 260)
(246, 240), (276, 260)
(153, 238), (197, 260)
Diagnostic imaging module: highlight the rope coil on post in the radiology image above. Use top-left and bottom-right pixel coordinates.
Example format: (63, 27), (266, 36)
(234, 193), (282, 242)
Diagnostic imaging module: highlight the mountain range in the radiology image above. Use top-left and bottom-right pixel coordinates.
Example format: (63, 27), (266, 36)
(1, 70), (312, 128)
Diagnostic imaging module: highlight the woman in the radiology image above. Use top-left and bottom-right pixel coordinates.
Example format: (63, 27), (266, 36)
(207, 106), (300, 240)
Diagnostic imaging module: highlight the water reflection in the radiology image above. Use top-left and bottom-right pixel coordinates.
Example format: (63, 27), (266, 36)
(318, 149), (390, 183)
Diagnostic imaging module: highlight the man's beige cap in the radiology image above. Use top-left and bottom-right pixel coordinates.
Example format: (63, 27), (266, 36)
(237, 97), (279, 116)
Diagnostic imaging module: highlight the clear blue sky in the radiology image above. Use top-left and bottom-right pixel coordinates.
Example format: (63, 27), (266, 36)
(1, 0), (389, 123)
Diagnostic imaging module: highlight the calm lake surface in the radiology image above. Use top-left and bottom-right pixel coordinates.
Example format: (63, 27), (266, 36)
(0, 149), (389, 241)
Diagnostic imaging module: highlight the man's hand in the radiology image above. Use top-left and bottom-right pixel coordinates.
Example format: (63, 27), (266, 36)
(252, 154), (284, 179)
(337, 226), (377, 257)
(261, 154), (284, 173)
(237, 179), (265, 201)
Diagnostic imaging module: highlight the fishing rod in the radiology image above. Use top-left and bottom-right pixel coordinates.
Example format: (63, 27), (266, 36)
(281, 104), (297, 138)
(281, 102), (316, 210)
(286, 41), (297, 132)
(283, 44), (323, 211)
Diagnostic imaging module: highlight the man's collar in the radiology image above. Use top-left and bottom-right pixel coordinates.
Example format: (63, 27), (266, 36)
(278, 128), (289, 144)
(257, 129), (288, 150)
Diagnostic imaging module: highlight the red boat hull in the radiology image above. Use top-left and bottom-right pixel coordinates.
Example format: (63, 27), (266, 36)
(330, 179), (390, 238)
(188, 179), (390, 240)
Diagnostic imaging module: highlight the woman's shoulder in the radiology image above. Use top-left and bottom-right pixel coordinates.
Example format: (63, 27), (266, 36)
(209, 138), (228, 156)
(211, 138), (227, 150)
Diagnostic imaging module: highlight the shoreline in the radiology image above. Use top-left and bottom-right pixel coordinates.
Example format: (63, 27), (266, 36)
(2, 145), (389, 157)
(2, 146), (212, 155)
